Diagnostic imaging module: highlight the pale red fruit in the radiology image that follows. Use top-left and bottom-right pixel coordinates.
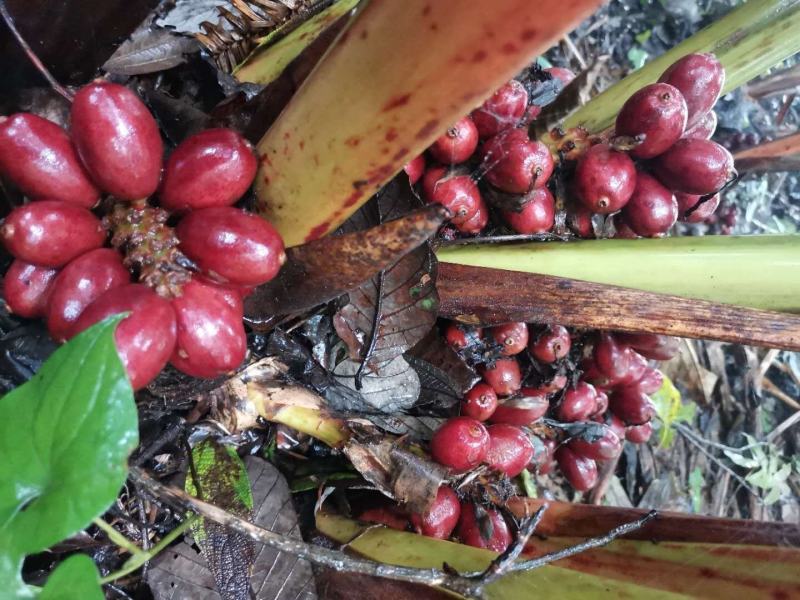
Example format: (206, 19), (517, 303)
(502, 187), (555, 233)
(616, 332), (679, 361)
(404, 155), (426, 185)
(546, 67), (576, 86)
(3, 259), (58, 318)
(480, 358), (522, 396)
(471, 80), (528, 138)
(428, 117), (479, 164)
(462, 383), (498, 421)
(490, 322), (528, 356)
(529, 325), (571, 363)
(430, 416), (490, 471)
(682, 111), (717, 140)
(444, 322), (482, 349)
(410, 486), (461, 539)
(456, 198), (489, 234)
(486, 424), (534, 477)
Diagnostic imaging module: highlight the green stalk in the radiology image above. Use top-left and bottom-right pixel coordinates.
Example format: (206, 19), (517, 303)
(564, 0), (800, 134)
(436, 235), (800, 312)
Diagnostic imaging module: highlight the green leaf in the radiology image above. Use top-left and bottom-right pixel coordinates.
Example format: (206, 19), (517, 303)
(39, 554), (103, 600)
(688, 468), (704, 513)
(723, 450), (759, 469)
(650, 375), (695, 448)
(0, 316), (137, 558)
(627, 47), (649, 70)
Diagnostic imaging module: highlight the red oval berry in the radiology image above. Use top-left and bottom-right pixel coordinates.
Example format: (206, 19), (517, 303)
(626, 422), (653, 444)
(592, 389), (609, 417)
(652, 139), (735, 196)
(0, 114), (99, 207)
(502, 187), (555, 233)
(457, 503), (511, 552)
(490, 322), (528, 356)
(430, 416), (490, 471)
(404, 155), (425, 185)
(194, 276), (245, 313)
(635, 368), (664, 396)
(3, 259), (58, 318)
(607, 414), (626, 440)
(682, 110), (717, 141)
(676, 192), (720, 223)
(567, 205), (595, 238)
(170, 278), (247, 378)
(489, 390), (549, 425)
(481, 129), (554, 193)
(456, 197), (489, 235)
(479, 358), (521, 396)
(557, 381), (598, 422)
(593, 333), (647, 386)
(568, 425), (622, 461)
(529, 325), (571, 363)
(410, 486), (460, 539)
(609, 386), (656, 425)
(621, 172), (678, 237)
(462, 383), (498, 421)
(615, 83), (688, 159)
(422, 167), (481, 225)
(616, 332), (679, 361)
(73, 284), (177, 390)
(486, 424), (534, 477)
(428, 117), (478, 164)
(1, 201), (105, 267)
(358, 505), (409, 531)
(444, 322), (482, 350)
(160, 128), (257, 212)
(46, 248), (130, 342)
(71, 81), (163, 200)
(555, 446), (598, 491)
(177, 207), (285, 287)
(659, 53), (725, 127)
(472, 80), (528, 139)
(574, 144), (637, 214)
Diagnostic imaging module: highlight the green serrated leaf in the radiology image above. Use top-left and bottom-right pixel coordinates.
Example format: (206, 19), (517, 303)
(38, 554), (103, 600)
(0, 316), (137, 559)
(650, 375), (694, 449)
(688, 467), (704, 513)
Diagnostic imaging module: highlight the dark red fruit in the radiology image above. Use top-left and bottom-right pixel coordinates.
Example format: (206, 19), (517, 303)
(621, 172), (678, 237)
(457, 504), (511, 552)
(480, 358), (522, 396)
(555, 446), (598, 491)
(682, 111), (717, 140)
(659, 53), (725, 126)
(636, 368), (664, 395)
(159, 129), (257, 212)
(0, 113), (99, 207)
(3, 259), (58, 318)
(607, 414), (626, 440)
(592, 390), (609, 417)
(626, 422), (653, 444)
(502, 187), (554, 233)
(529, 325), (571, 363)
(404, 154), (425, 185)
(428, 117), (479, 164)
(170, 278), (247, 378)
(72, 284), (176, 390)
(444, 322), (481, 350)
(410, 486), (460, 539)
(430, 416), (490, 471)
(46, 248), (130, 342)
(1, 201), (105, 267)
(472, 80), (528, 138)
(71, 81), (163, 200)
(616, 332), (679, 361)
(481, 129), (554, 193)
(652, 139), (735, 195)
(557, 382), (597, 422)
(546, 67), (576, 86)
(462, 383), (498, 421)
(609, 386), (656, 425)
(568, 425), (622, 461)
(456, 198), (489, 235)
(613, 216), (639, 239)
(615, 83), (688, 158)
(530, 437), (556, 475)
(568, 205), (595, 238)
(676, 192), (720, 223)
(490, 322), (528, 356)
(574, 144), (637, 214)
(358, 506), (409, 531)
(593, 333), (647, 386)
(422, 167), (481, 225)
(177, 207), (285, 286)
(486, 424), (534, 477)
(489, 390), (549, 425)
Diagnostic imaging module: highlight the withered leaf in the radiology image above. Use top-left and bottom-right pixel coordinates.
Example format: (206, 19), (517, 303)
(333, 355), (420, 413)
(364, 414), (444, 442)
(103, 27), (199, 75)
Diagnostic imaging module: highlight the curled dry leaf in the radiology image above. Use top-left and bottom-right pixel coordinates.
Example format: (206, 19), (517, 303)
(103, 27), (199, 75)
(334, 355), (420, 413)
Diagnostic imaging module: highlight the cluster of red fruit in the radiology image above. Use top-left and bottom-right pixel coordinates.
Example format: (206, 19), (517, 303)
(0, 81), (285, 389)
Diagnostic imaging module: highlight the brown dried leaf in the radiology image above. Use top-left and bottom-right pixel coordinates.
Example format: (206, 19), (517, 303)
(103, 27), (199, 75)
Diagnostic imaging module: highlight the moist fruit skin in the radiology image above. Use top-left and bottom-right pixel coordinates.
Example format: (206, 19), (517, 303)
(557, 381), (598, 422)
(479, 358), (522, 396)
(490, 322), (529, 356)
(456, 198), (489, 234)
(481, 128), (554, 194)
(457, 503), (512, 553)
(555, 446), (598, 491)
(486, 424), (534, 477)
(410, 486), (461, 539)
(621, 172), (678, 237)
(676, 192), (720, 223)
(529, 325), (572, 363)
(159, 128), (257, 212)
(46, 248), (130, 342)
(636, 368), (664, 395)
(626, 422), (653, 444)
(659, 53), (725, 126)
(609, 385), (656, 425)
(0, 114), (99, 207)
(1, 201), (106, 267)
(591, 390), (609, 417)
(568, 425), (622, 461)
(170, 277), (247, 378)
(3, 259), (58, 318)
(430, 416), (490, 471)
(574, 144), (637, 214)
(358, 506), (409, 531)
(444, 322), (482, 349)
(70, 81), (163, 200)
(428, 116), (479, 164)
(652, 138), (735, 195)
(72, 283), (177, 390)
(502, 187), (555, 233)
(471, 80), (528, 139)
(616, 332), (679, 360)
(176, 207), (285, 286)
(421, 167), (481, 225)
(615, 83), (688, 159)
(682, 110), (717, 140)
(489, 390), (549, 425)
(568, 205), (595, 238)
(593, 333), (647, 386)
(462, 382), (499, 421)
(404, 154), (426, 185)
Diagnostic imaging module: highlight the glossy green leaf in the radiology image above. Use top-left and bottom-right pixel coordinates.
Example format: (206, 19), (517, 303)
(651, 374), (695, 448)
(39, 554), (103, 600)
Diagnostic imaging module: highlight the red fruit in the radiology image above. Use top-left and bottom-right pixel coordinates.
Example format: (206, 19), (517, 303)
(489, 390), (549, 425)
(529, 325), (571, 363)
(177, 207), (285, 287)
(676, 192), (720, 223)
(626, 422), (653, 444)
(652, 139), (735, 195)
(410, 486), (460, 539)
(615, 83), (688, 159)
(621, 172), (678, 237)
(72, 284), (176, 390)
(683, 111), (717, 140)
(422, 167), (481, 225)
(1, 201), (105, 267)
(462, 383), (498, 421)
(609, 386), (656, 425)
(404, 155), (425, 185)
(358, 506), (409, 531)
(486, 424), (534, 477)
(159, 128), (257, 212)
(616, 332), (679, 360)
(46, 248), (130, 342)
(3, 260), (58, 318)
(607, 414), (626, 440)
(592, 390), (609, 417)
(637, 368), (664, 395)
(71, 81), (163, 199)
(490, 322), (528, 356)
(481, 129), (554, 193)
(593, 333), (646, 386)
(502, 187), (555, 233)
(522, 104), (542, 124)
(557, 382), (597, 422)
(574, 143), (637, 214)
(170, 278), (247, 378)
(568, 425), (622, 461)
(555, 446), (598, 491)
(480, 358), (521, 396)
(568, 205), (595, 238)
(472, 80), (528, 138)
(659, 53), (725, 126)
(531, 437), (556, 475)
(456, 198), (489, 235)
(444, 322), (481, 350)
(194, 276), (247, 312)
(580, 356), (607, 386)
(546, 67), (576, 86)
(457, 503), (511, 553)
(430, 416), (490, 471)
(613, 216), (639, 239)
(0, 114), (99, 207)
(428, 117), (479, 164)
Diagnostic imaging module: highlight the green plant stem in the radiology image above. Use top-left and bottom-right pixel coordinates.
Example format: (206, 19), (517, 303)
(92, 518), (144, 558)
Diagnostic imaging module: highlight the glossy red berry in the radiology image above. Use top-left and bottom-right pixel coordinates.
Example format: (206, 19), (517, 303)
(529, 325), (571, 363)
(428, 117), (479, 164)
(422, 167), (481, 225)
(3, 260), (58, 318)
(555, 446), (598, 491)
(481, 129), (554, 193)
(621, 172), (678, 237)
(593, 333), (647, 386)
(194, 276), (247, 312)
(159, 128), (257, 212)
(486, 424), (534, 477)
(456, 197), (489, 235)
(609, 386), (656, 425)
(462, 383), (498, 421)
(404, 154), (425, 185)
(1, 201), (105, 267)
(358, 506), (409, 531)
(557, 382), (598, 422)
(659, 53), (725, 126)
(480, 358), (522, 396)
(568, 425), (622, 461)
(46, 248), (130, 342)
(615, 83), (688, 159)
(457, 503), (511, 553)
(444, 322), (481, 350)
(676, 192), (720, 223)
(489, 390), (549, 425)
(607, 414), (626, 440)
(652, 139), (735, 195)
(636, 368), (664, 395)
(682, 110), (717, 141)
(410, 486), (460, 539)
(0, 114), (99, 207)
(71, 81), (163, 199)
(592, 390), (609, 417)
(73, 284), (177, 390)
(472, 80), (528, 139)
(502, 187), (555, 233)
(170, 278), (247, 378)
(626, 422), (653, 444)
(574, 144), (637, 214)
(430, 416), (490, 471)
(490, 322), (528, 356)
(616, 332), (679, 361)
